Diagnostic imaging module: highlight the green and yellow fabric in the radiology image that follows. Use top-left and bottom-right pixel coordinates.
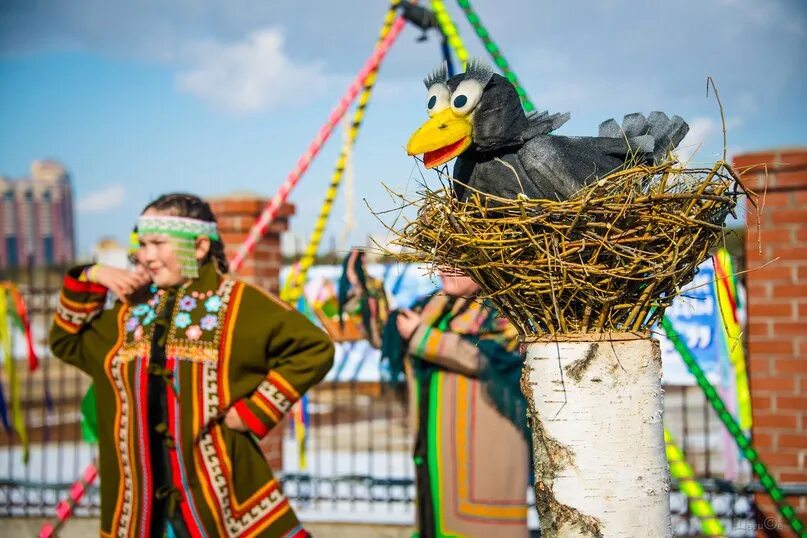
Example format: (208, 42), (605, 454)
(50, 262), (334, 538)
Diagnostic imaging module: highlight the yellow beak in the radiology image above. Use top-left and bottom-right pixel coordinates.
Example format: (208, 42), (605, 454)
(406, 108), (473, 169)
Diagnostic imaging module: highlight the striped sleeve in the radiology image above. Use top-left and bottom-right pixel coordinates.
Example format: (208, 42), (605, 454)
(233, 371), (300, 438)
(53, 266), (107, 335)
(49, 266), (109, 375)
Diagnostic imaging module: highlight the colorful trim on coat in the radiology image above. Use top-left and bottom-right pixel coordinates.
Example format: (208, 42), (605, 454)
(195, 361), (292, 537)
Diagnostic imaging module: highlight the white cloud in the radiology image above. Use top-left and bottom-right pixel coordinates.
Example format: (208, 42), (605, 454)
(77, 184), (126, 213)
(676, 117), (720, 164)
(175, 28), (330, 114)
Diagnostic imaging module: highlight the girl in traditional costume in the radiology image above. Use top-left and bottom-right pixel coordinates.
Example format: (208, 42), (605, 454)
(340, 251), (531, 538)
(50, 193), (334, 538)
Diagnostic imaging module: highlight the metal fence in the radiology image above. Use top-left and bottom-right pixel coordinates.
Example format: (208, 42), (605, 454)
(0, 264), (801, 535)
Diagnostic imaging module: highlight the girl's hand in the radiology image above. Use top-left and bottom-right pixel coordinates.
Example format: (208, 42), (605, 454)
(224, 407), (248, 432)
(396, 308), (422, 340)
(89, 265), (151, 303)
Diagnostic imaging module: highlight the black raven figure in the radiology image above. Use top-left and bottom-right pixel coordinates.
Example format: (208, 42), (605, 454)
(406, 60), (690, 201)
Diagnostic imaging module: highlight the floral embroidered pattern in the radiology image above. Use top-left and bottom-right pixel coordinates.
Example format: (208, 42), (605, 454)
(125, 317), (140, 332)
(200, 314), (217, 331)
(204, 295), (222, 313)
(185, 325), (203, 341)
(132, 304), (151, 317)
(178, 296), (197, 312)
(174, 312), (192, 328)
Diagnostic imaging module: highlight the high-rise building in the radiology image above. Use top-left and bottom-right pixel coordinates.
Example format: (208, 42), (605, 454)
(0, 160), (75, 268)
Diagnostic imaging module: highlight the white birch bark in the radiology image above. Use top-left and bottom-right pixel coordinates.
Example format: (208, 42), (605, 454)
(521, 333), (670, 538)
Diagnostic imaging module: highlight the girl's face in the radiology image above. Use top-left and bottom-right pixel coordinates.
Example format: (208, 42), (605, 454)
(439, 271), (480, 298)
(137, 208), (210, 288)
(138, 209), (185, 288)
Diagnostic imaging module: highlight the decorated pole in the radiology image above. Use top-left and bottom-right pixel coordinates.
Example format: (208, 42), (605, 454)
(230, 14), (407, 271)
(664, 429), (725, 537)
(662, 318), (806, 537)
(284, 1), (401, 302)
(430, 0), (469, 69)
(454, 0), (535, 112)
(522, 334), (670, 536)
(39, 462), (98, 538)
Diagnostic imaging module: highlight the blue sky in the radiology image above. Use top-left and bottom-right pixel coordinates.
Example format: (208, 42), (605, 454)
(1, 0), (805, 258)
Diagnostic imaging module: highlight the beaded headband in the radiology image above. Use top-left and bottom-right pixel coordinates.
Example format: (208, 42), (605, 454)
(135, 216), (220, 279)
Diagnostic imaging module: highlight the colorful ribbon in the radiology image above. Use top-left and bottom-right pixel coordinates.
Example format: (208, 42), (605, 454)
(430, 0), (469, 69)
(713, 248), (752, 431)
(661, 317), (806, 536)
(665, 428), (726, 536)
(455, 0), (535, 112)
(284, 1), (402, 303)
(39, 462), (98, 538)
(230, 14), (408, 271)
(1, 282), (39, 371)
(291, 394), (310, 470)
(0, 285), (29, 462)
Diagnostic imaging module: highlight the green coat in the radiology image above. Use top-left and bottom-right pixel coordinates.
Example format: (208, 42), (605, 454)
(50, 262), (334, 537)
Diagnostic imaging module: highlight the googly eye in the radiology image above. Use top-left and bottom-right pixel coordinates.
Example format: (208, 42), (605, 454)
(426, 83), (450, 117)
(450, 79), (484, 116)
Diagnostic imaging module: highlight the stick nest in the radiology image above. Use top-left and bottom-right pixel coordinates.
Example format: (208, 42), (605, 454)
(382, 159), (752, 337)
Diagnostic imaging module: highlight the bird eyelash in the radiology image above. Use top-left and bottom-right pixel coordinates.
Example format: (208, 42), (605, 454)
(423, 62), (449, 89)
(462, 58), (494, 87)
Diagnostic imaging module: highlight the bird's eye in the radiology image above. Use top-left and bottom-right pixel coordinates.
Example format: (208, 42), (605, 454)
(450, 79), (484, 116)
(426, 83), (450, 117)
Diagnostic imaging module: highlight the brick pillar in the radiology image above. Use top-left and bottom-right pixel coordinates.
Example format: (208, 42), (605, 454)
(735, 148), (807, 529)
(207, 194), (294, 471)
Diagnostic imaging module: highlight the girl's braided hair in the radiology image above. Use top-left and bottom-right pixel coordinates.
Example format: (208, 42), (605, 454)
(142, 193), (229, 274)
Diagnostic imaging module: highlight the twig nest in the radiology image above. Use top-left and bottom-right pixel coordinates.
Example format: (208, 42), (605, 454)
(385, 159), (752, 337)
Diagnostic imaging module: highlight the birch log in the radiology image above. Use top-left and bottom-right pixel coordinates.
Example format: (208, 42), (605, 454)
(521, 333), (670, 538)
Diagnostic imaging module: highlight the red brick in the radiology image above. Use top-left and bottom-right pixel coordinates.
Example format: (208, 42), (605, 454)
(798, 340), (807, 356)
(751, 227), (793, 245)
(796, 191), (807, 205)
(752, 431), (774, 448)
(748, 282), (772, 299)
(759, 196), (794, 213)
(771, 320), (807, 336)
(749, 338), (794, 354)
(754, 450), (800, 467)
(751, 375), (796, 392)
(797, 265), (807, 282)
(772, 209), (807, 225)
(754, 412), (799, 429)
(775, 359), (807, 375)
(779, 150), (807, 168)
(777, 396), (807, 411)
(779, 433), (807, 449)
(752, 265), (795, 283)
(751, 394), (774, 410)
(771, 284), (807, 299)
(749, 357), (773, 374)
(734, 152), (776, 170)
(777, 171), (807, 189)
(780, 472), (807, 482)
(748, 303), (795, 319)
(773, 247), (807, 261)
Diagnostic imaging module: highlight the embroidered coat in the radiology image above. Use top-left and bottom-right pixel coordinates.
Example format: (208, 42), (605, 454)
(50, 263), (334, 538)
(359, 290), (530, 538)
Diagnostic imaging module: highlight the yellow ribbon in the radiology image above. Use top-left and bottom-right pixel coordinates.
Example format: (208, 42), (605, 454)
(430, 0), (469, 69)
(284, 1), (402, 303)
(713, 248), (752, 431)
(665, 428), (725, 536)
(0, 286), (29, 463)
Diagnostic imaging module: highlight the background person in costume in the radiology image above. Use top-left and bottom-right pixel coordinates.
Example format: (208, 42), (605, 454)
(340, 250), (531, 538)
(49, 193), (334, 538)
